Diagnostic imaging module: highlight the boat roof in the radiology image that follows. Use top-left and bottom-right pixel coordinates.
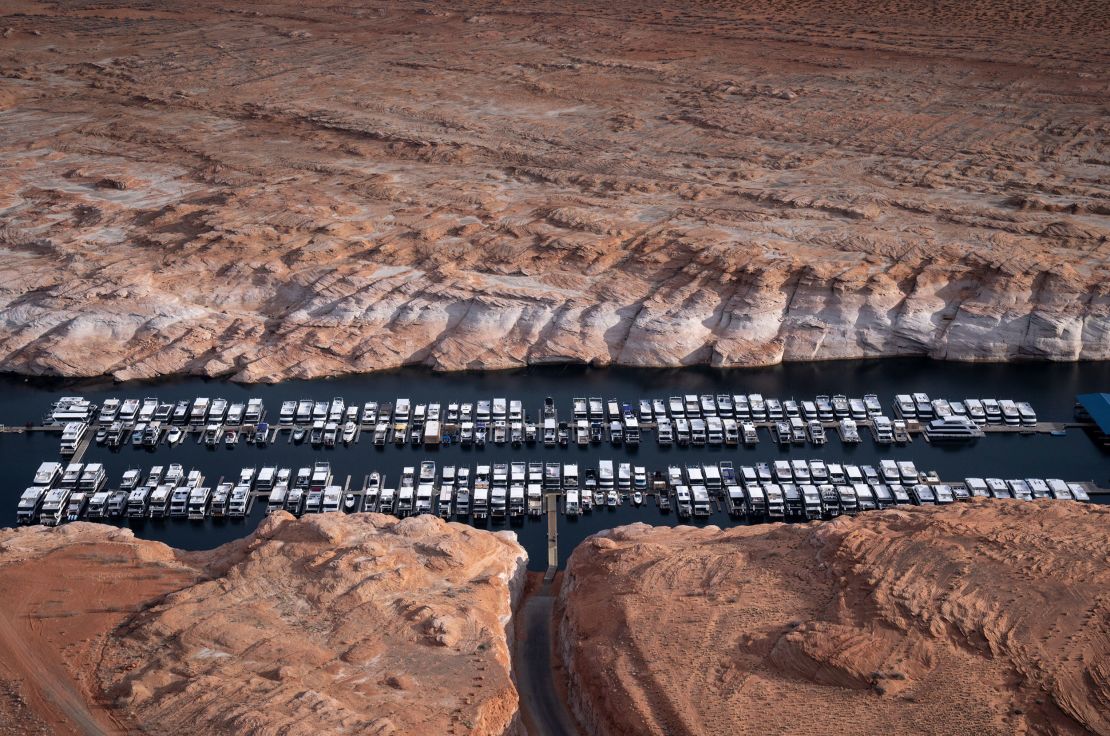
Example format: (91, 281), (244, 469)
(1077, 393), (1110, 435)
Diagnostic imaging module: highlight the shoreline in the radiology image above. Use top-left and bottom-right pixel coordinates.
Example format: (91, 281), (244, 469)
(3, 352), (1109, 388)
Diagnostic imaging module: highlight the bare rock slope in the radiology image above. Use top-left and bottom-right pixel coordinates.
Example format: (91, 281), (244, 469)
(558, 501), (1110, 736)
(0, 513), (527, 736)
(0, 0), (1108, 380)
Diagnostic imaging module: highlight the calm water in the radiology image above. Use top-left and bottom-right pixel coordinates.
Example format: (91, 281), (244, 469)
(2, 359), (1108, 570)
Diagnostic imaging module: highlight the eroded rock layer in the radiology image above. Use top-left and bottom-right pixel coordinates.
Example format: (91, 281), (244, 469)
(558, 502), (1110, 736)
(0, 0), (1107, 380)
(0, 513), (526, 736)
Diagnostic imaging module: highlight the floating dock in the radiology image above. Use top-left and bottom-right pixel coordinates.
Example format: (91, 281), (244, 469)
(545, 494), (558, 582)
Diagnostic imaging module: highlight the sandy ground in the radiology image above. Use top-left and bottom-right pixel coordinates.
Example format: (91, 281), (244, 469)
(0, 514), (526, 736)
(0, 527), (194, 735)
(0, 0), (1106, 381)
(558, 501), (1110, 736)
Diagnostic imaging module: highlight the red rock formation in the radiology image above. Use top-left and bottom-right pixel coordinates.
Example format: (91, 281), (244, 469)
(559, 501), (1110, 735)
(0, 0), (1106, 381)
(0, 513), (526, 735)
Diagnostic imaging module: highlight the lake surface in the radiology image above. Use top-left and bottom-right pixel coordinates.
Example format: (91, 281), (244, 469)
(2, 359), (1108, 570)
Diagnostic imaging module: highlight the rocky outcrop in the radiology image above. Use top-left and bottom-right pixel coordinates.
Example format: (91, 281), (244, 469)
(558, 502), (1110, 736)
(0, 514), (527, 736)
(0, 0), (1107, 381)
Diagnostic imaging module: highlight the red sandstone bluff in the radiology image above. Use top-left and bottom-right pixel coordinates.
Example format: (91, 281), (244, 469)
(0, 0), (1107, 382)
(0, 513), (526, 735)
(558, 502), (1110, 736)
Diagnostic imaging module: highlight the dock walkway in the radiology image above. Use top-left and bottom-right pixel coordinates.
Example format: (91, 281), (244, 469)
(545, 494), (558, 582)
(69, 432), (93, 463)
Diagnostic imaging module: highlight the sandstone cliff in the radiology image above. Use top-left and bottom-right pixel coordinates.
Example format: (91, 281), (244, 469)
(0, 0), (1107, 381)
(0, 513), (527, 736)
(558, 501), (1110, 736)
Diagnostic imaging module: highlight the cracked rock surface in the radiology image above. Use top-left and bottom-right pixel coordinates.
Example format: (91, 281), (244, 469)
(558, 502), (1110, 736)
(0, 513), (526, 735)
(0, 0), (1107, 381)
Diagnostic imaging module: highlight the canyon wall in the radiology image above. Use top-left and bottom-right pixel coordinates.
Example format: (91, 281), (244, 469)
(558, 501), (1110, 736)
(3, 496), (1108, 735)
(0, 0), (1107, 381)
(0, 513), (527, 735)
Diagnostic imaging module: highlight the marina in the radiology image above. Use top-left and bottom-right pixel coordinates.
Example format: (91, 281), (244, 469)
(10, 387), (1098, 458)
(13, 454), (1102, 541)
(2, 360), (1108, 569)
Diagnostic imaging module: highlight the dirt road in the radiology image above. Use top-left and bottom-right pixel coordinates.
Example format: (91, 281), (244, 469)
(0, 603), (114, 735)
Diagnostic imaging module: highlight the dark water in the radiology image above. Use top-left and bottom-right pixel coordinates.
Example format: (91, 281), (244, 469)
(2, 359), (1108, 570)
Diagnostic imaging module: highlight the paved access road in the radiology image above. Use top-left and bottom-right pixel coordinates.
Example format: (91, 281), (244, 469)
(514, 582), (580, 736)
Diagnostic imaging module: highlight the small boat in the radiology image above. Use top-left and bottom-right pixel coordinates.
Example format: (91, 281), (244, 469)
(293, 427), (306, 443)
(344, 492), (358, 512)
(965, 399), (987, 424)
(342, 421), (357, 444)
(632, 491), (643, 506)
(280, 401), (297, 424)
(363, 472), (382, 512)
(652, 477), (670, 512)
(224, 429), (238, 445)
(202, 423), (220, 446)
(166, 426), (183, 444)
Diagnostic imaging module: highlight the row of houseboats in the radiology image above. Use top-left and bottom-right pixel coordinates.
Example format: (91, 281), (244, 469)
(49, 388), (1035, 456)
(17, 460), (287, 525)
(17, 456), (1091, 527)
(46, 392), (1039, 430)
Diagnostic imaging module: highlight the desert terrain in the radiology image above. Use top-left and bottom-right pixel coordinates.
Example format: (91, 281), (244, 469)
(0, 0), (1106, 381)
(0, 513), (526, 735)
(558, 501), (1110, 736)
(1, 500), (1108, 735)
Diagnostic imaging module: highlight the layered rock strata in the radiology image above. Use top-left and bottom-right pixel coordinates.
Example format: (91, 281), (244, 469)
(558, 501), (1110, 736)
(0, 0), (1107, 380)
(0, 513), (527, 735)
